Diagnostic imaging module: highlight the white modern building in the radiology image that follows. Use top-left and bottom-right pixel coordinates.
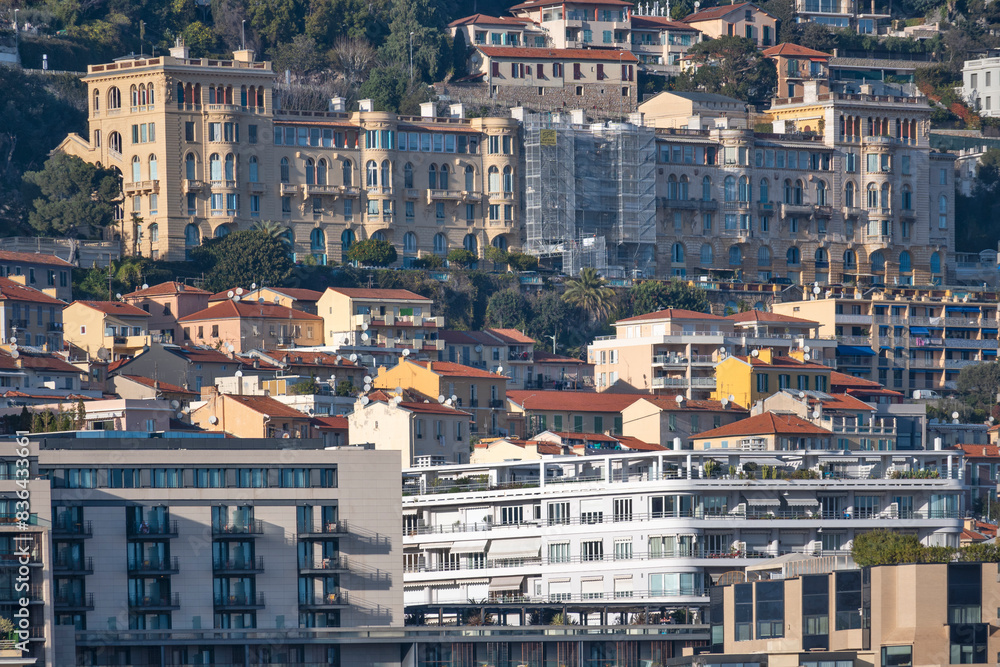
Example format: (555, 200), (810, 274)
(963, 53), (1000, 117)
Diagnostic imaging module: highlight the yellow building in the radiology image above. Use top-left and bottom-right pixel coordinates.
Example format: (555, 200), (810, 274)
(55, 42), (520, 264)
(191, 388), (317, 438)
(680, 2), (777, 47)
(712, 348), (832, 409)
(374, 359), (508, 436)
(62, 300), (152, 361)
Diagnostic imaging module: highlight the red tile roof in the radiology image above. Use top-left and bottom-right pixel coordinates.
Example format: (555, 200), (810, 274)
(509, 0), (631, 8)
(614, 435), (667, 451)
(223, 394), (312, 420)
(763, 43), (832, 58)
(477, 46), (639, 62)
(631, 15), (701, 30)
(449, 13), (533, 26)
(683, 2), (774, 23)
(263, 288), (324, 301)
(617, 308), (722, 323)
(0, 277), (65, 305)
(731, 354), (831, 370)
(410, 360), (508, 379)
(69, 301), (151, 317)
(532, 350), (589, 365)
(637, 396), (749, 413)
(953, 444), (1000, 458)
(262, 350), (360, 368)
(178, 301), (322, 322)
(844, 387), (903, 399)
(547, 430), (619, 442)
(830, 371), (883, 388)
(726, 311), (819, 325)
(313, 415), (349, 430)
(117, 375), (197, 395)
(0, 349), (79, 374)
(805, 392), (874, 412)
(0, 251), (73, 267)
(507, 389), (642, 413)
(693, 412), (832, 439)
(485, 328), (536, 344)
(325, 287), (431, 301)
(208, 288), (250, 302)
(125, 281), (211, 298)
(399, 401), (472, 416)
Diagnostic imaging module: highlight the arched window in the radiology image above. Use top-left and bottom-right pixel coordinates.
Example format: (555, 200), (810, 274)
(427, 164), (437, 189)
(880, 183), (890, 209)
(679, 175), (689, 200)
(488, 166), (500, 193)
(148, 155), (158, 181)
(870, 250), (886, 272)
(939, 194), (948, 214)
(814, 247), (828, 263)
(224, 154), (235, 181)
(311, 228), (326, 252)
(503, 166), (513, 193)
(671, 243), (685, 263)
(306, 158), (316, 185)
(249, 156), (259, 183)
(793, 180), (803, 205)
(465, 165), (475, 191)
(403, 232), (418, 254)
(930, 252), (941, 274)
(783, 179), (792, 204)
(440, 164), (449, 190)
(148, 83), (155, 105)
(185, 223), (200, 247)
(844, 181), (855, 208)
(240, 85), (248, 107)
(815, 180), (827, 206)
(667, 174), (678, 201)
(843, 250), (857, 270)
(724, 176), (736, 202)
(341, 229), (355, 253)
(866, 183), (878, 209)
(759, 179), (769, 203)
(108, 87), (121, 110)
(148, 223), (159, 242)
(404, 163), (414, 189)
(185, 153), (197, 180)
(738, 176), (751, 202)
(901, 184), (912, 210)
(729, 245), (742, 266)
(367, 160), (378, 187)
(342, 160), (352, 186)
(280, 157), (289, 183)
(702, 176), (711, 201)
(177, 82), (185, 104)
(317, 159), (327, 185)
(93, 89), (100, 112)
(463, 234), (478, 255)
(786, 247), (800, 265)
(130, 84), (139, 107)
(899, 250), (912, 273)
(381, 160), (391, 188)
(492, 236), (508, 250)
(109, 132), (122, 153)
(700, 244), (713, 265)
(282, 228), (295, 250)
(434, 233), (448, 255)
(214, 225), (230, 238)
(131, 156), (142, 182)
(757, 246), (771, 266)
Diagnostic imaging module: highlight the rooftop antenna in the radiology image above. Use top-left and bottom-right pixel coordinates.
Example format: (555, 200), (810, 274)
(241, 19), (246, 50)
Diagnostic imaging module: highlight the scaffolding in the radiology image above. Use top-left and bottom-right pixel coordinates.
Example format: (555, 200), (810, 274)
(524, 113), (657, 278)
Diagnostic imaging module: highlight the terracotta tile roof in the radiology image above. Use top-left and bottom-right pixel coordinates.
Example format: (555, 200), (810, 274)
(484, 328), (535, 344)
(535, 442), (565, 455)
(262, 350), (360, 368)
(532, 350), (588, 365)
(693, 412), (832, 439)
(682, 2), (774, 23)
(439, 330), (487, 345)
(325, 287), (431, 301)
(731, 355), (831, 370)
(631, 15), (701, 30)
(507, 390), (642, 413)
(223, 394), (311, 420)
(125, 281), (211, 298)
(477, 46), (639, 62)
(208, 288), (249, 302)
(313, 415), (349, 430)
(178, 300), (322, 322)
(973, 520), (998, 538)
(449, 13), (533, 26)
(961, 528), (989, 542)
(844, 387), (904, 399)
(509, 0), (631, 8)
(763, 43), (832, 58)
(726, 311), (819, 325)
(69, 301), (151, 318)
(547, 430), (619, 442)
(0, 251), (73, 267)
(798, 392), (874, 412)
(830, 371), (884, 388)
(953, 444), (1000, 458)
(263, 288), (324, 301)
(0, 277), (65, 305)
(638, 396), (749, 413)
(399, 401), (472, 416)
(0, 349), (79, 374)
(410, 360), (508, 379)
(158, 346), (242, 365)
(617, 308), (723, 323)
(614, 435), (666, 451)
(107, 359), (129, 373)
(118, 375), (197, 395)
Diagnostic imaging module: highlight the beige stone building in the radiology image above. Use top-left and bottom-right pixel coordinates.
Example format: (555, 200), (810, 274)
(56, 44), (520, 266)
(0, 250), (74, 303)
(0, 276), (65, 351)
(191, 388), (318, 438)
(348, 394), (473, 467)
(122, 281), (211, 343)
(679, 2), (777, 47)
(62, 300), (152, 361)
(178, 300), (323, 352)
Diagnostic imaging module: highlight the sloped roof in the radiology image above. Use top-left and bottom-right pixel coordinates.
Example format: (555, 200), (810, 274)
(730, 355), (831, 371)
(952, 444), (1000, 458)
(533, 350), (589, 365)
(178, 300), (322, 322)
(325, 287), (431, 301)
(477, 46), (639, 62)
(262, 350), (360, 368)
(726, 311), (819, 325)
(507, 390), (643, 413)
(509, 0), (631, 9)
(763, 43), (832, 58)
(223, 394), (311, 420)
(0, 277), (65, 305)
(117, 375), (197, 396)
(631, 15), (701, 30)
(617, 308), (722, 323)
(484, 328), (535, 344)
(636, 396), (749, 413)
(0, 251), (73, 267)
(125, 281), (211, 298)
(263, 287), (324, 301)
(313, 415), (349, 430)
(410, 360), (508, 379)
(829, 371), (883, 388)
(399, 401), (472, 416)
(69, 301), (151, 317)
(449, 13), (533, 26)
(0, 350), (79, 374)
(682, 2), (775, 23)
(693, 412), (832, 439)
(614, 435), (667, 451)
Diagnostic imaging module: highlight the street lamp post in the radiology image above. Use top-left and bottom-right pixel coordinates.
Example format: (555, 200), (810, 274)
(409, 31), (415, 82)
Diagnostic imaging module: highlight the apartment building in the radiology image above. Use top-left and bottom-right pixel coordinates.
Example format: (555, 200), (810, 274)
(447, 14), (548, 49)
(400, 444), (964, 630)
(122, 281), (211, 344)
(620, 397), (750, 449)
(508, 0), (633, 49)
(630, 16), (703, 74)
(0, 348), (87, 398)
(0, 250), (73, 302)
(8, 431), (401, 666)
(758, 389), (899, 451)
(62, 300), (152, 362)
(712, 350), (833, 409)
(680, 2), (777, 47)
(639, 90), (749, 130)
(772, 286), (1000, 393)
(55, 44), (520, 265)
(109, 343), (276, 392)
(191, 388), (318, 438)
(178, 299), (323, 352)
(0, 276), (65, 350)
(506, 389), (641, 438)
(792, 0), (890, 32)
(963, 53), (1000, 116)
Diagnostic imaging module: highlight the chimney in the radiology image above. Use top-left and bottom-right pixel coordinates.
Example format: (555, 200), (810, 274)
(448, 102), (465, 118)
(169, 36), (190, 59)
(330, 97), (346, 112)
(757, 349), (774, 365)
(233, 49), (256, 63)
(358, 99), (374, 112)
(177, 283), (185, 292)
(201, 385), (219, 400)
(420, 101), (436, 118)
(426, 360), (433, 372)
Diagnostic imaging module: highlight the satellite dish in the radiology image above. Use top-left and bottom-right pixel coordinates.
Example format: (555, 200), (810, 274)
(497, 365), (503, 373)
(798, 391), (805, 398)
(475, 345), (483, 353)
(751, 349), (759, 357)
(235, 288), (244, 295)
(804, 353), (811, 360)
(335, 355), (342, 362)
(115, 293), (122, 300)
(438, 395), (445, 403)
(175, 412), (184, 419)
(209, 416), (219, 424)
(812, 409), (821, 419)
(361, 396), (370, 406)
(251, 283), (257, 289)
(675, 394), (683, 404)
(952, 411), (960, 420)
(451, 394), (457, 402)
(226, 343), (235, 352)
(728, 394), (735, 402)
(445, 398), (453, 406)
(9, 351), (18, 359)
(342, 338), (350, 344)
(233, 295), (241, 303)
(227, 291), (235, 298)
(8, 337), (15, 344)
(396, 386), (403, 394)
(142, 283), (149, 290)
(362, 323), (369, 331)
(361, 333), (369, 341)
(803, 345), (811, 353)
(721, 398), (729, 408)
(350, 354), (358, 362)
(9, 344), (16, 352)
(329, 375), (336, 384)
(258, 298), (265, 304)
(395, 396), (403, 404)
(97, 348), (110, 361)
(363, 383), (371, 392)
(170, 400), (180, 409)
(235, 370), (243, 377)
(813, 286), (821, 295)
(402, 349), (411, 357)
(363, 375), (372, 384)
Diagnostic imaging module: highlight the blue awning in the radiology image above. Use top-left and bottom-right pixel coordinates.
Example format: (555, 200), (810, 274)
(879, 346), (892, 351)
(910, 327), (930, 336)
(837, 345), (875, 356)
(946, 306), (981, 313)
(985, 349), (998, 356)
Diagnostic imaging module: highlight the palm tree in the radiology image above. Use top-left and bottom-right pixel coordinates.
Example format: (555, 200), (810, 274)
(251, 220), (290, 244)
(561, 267), (615, 321)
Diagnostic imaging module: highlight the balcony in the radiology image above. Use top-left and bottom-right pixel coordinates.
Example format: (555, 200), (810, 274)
(54, 555), (94, 574)
(214, 592), (265, 609)
(208, 179), (238, 190)
(299, 590), (349, 608)
(53, 519), (92, 539)
(298, 521), (347, 538)
(127, 520), (178, 538)
(653, 354), (715, 366)
(339, 185), (360, 197)
(842, 206), (862, 218)
(305, 184), (338, 196)
(56, 592), (94, 610)
(367, 186), (393, 197)
(48, 322), (63, 332)
(299, 555), (348, 573)
(814, 205), (834, 217)
(652, 377), (716, 389)
(212, 520), (264, 537)
(182, 179), (206, 193)
(128, 557), (180, 574)
(720, 227), (752, 238)
(248, 182), (267, 194)
(900, 208), (916, 220)
(426, 189), (464, 203)
(280, 183), (299, 195)
(489, 399), (505, 409)
(111, 334), (152, 351)
(129, 593), (181, 610)
(123, 180), (160, 195)
(781, 202), (812, 216)
(463, 190), (483, 202)
(213, 557), (265, 574)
